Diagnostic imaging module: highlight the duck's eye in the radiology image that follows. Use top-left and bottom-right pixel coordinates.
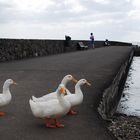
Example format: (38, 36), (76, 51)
(83, 80), (86, 82)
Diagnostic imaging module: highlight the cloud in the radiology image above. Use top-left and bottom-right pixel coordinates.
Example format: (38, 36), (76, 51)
(0, 0), (140, 42)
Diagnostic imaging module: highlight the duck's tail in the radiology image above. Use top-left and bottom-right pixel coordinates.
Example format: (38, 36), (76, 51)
(32, 95), (38, 101)
(29, 99), (39, 117)
(29, 99), (36, 110)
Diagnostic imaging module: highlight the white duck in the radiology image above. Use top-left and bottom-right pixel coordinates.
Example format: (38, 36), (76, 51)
(29, 84), (71, 128)
(32, 74), (77, 102)
(0, 79), (17, 116)
(64, 79), (91, 115)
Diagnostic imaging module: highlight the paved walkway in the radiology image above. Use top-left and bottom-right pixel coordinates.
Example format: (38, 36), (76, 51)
(0, 46), (132, 140)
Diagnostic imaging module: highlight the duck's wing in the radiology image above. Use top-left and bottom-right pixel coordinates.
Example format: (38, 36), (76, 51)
(29, 99), (43, 117)
(0, 93), (8, 106)
(32, 91), (57, 102)
(0, 93), (4, 100)
(65, 88), (75, 95)
(41, 100), (60, 114)
(42, 91), (57, 100)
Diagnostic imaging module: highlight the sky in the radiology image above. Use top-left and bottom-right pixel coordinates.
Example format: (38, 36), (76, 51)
(0, 0), (140, 43)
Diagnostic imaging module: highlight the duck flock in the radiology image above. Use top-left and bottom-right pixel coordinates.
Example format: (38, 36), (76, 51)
(0, 75), (91, 128)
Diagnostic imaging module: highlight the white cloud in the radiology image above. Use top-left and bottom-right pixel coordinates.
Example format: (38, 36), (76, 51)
(13, 0), (55, 12)
(132, 0), (140, 8)
(128, 9), (140, 19)
(64, 0), (86, 13)
(94, 0), (110, 4)
(128, 0), (140, 19)
(0, 0), (140, 42)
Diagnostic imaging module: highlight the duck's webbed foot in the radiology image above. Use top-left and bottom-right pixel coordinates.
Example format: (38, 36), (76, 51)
(67, 109), (77, 115)
(0, 112), (5, 117)
(54, 119), (64, 128)
(45, 118), (56, 128)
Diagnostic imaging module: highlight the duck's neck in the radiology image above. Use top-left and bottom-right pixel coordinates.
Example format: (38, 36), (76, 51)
(3, 84), (10, 95)
(75, 84), (83, 95)
(57, 90), (66, 106)
(61, 79), (67, 87)
(57, 91), (63, 101)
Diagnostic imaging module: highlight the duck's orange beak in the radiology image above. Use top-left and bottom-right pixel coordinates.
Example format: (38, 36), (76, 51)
(13, 80), (18, 85)
(86, 81), (91, 86)
(72, 78), (78, 84)
(60, 87), (66, 94)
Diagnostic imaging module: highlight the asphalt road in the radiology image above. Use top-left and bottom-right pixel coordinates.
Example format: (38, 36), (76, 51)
(0, 46), (132, 140)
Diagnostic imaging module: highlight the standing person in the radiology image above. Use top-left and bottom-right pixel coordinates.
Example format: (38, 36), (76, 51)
(90, 33), (95, 49)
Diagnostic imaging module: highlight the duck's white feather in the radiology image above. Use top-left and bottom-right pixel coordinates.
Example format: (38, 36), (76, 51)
(29, 84), (71, 119)
(32, 74), (75, 102)
(32, 79), (89, 110)
(32, 91), (57, 102)
(0, 92), (11, 107)
(64, 87), (83, 107)
(63, 79), (86, 107)
(0, 79), (15, 108)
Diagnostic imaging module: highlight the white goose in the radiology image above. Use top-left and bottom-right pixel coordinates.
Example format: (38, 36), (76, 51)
(29, 84), (71, 128)
(0, 79), (17, 116)
(32, 74), (77, 102)
(64, 79), (91, 115)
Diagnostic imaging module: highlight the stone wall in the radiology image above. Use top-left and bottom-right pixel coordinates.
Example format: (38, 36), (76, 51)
(133, 46), (140, 56)
(109, 41), (132, 46)
(0, 38), (132, 62)
(0, 39), (66, 62)
(98, 50), (134, 120)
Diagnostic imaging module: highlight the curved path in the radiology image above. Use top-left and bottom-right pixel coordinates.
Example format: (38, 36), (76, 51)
(0, 46), (132, 140)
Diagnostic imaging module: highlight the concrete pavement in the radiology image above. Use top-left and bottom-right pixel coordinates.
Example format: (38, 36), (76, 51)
(0, 46), (132, 140)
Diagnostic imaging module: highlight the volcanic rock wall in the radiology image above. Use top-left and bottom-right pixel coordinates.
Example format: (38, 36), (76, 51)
(0, 38), (132, 62)
(98, 50), (134, 120)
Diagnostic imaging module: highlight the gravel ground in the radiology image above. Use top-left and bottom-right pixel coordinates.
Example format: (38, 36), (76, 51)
(108, 114), (140, 140)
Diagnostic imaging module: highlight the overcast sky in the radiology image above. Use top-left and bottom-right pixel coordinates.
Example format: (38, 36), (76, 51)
(0, 0), (140, 43)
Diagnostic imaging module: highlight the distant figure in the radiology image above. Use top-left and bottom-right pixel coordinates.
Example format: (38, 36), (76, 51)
(104, 39), (110, 46)
(90, 33), (95, 49)
(64, 35), (71, 47)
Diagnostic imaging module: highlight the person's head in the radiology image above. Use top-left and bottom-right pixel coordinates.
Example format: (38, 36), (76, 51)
(90, 33), (93, 35)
